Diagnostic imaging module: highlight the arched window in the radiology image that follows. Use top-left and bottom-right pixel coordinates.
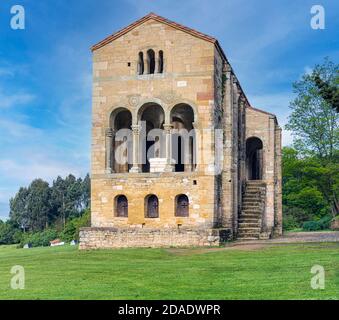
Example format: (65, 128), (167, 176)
(170, 104), (196, 172)
(115, 195), (128, 217)
(109, 108), (132, 173)
(138, 52), (144, 75)
(175, 194), (189, 217)
(138, 103), (165, 172)
(147, 49), (155, 74)
(145, 194), (159, 218)
(158, 50), (164, 73)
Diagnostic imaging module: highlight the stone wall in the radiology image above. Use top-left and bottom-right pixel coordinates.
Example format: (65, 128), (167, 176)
(79, 227), (232, 249)
(245, 107), (282, 236)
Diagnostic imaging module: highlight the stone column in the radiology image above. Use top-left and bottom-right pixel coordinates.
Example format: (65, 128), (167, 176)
(130, 124), (141, 173)
(274, 126), (283, 237)
(221, 63), (235, 236)
(154, 53), (159, 74)
(163, 123), (174, 172)
(105, 128), (113, 174)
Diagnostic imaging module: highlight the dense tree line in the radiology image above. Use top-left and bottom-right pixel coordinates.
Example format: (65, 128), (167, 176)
(282, 147), (338, 230)
(0, 174), (90, 245)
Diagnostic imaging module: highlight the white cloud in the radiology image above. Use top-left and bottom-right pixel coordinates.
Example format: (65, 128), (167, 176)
(0, 118), (43, 139)
(0, 158), (83, 185)
(0, 90), (35, 109)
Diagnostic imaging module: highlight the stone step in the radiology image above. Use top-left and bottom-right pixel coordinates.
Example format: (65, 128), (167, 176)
(243, 191), (262, 196)
(238, 222), (260, 228)
(238, 227), (261, 231)
(236, 236), (260, 240)
(242, 203), (261, 211)
(242, 211), (261, 215)
(242, 207), (262, 211)
(242, 203), (261, 207)
(238, 218), (260, 223)
(242, 196), (260, 200)
(246, 182), (266, 187)
(240, 211), (261, 218)
(237, 234), (260, 239)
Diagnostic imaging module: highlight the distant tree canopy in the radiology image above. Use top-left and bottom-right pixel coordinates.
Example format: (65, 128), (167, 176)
(9, 174), (90, 233)
(312, 63), (339, 113)
(284, 58), (339, 230)
(286, 58), (338, 159)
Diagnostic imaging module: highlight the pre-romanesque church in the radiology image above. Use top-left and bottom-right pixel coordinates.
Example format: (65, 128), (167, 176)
(79, 13), (282, 249)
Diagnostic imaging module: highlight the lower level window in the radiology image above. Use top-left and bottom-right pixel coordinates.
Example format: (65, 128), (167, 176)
(145, 195), (159, 218)
(175, 194), (189, 217)
(115, 195), (128, 217)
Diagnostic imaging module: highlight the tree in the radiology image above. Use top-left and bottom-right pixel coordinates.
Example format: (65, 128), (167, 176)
(50, 174), (90, 229)
(81, 174), (91, 209)
(282, 147), (339, 230)
(9, 187), (29, 232)
(286, 58), (339, 159)
(312, 63), (339, 113)
(26, 179), (51, 231)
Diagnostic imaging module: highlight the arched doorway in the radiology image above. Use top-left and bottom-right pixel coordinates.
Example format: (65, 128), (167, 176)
(170, 103), (196, 172)
(138, 103), (165, 172)
(246, 137), (263, 180)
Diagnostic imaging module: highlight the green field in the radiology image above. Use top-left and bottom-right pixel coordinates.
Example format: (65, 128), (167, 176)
(0, 243), (337, 300)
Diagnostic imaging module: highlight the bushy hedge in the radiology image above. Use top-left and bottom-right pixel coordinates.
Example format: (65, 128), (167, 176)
(18, 209), (91, 248)
(59, 209), (90, 242)
(302, 216), (332, 231)
(20, 229), (59, 248)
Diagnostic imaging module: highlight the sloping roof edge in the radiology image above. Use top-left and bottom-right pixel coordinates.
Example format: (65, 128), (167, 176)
(247, 106), (278, 124)
(91, 12), (228, 62)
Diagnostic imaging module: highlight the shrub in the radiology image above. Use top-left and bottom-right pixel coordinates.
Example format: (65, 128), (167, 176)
(60, 209), (90, 242)
(0, 222), (22, 244)
(20, 229), (59, 248)
(302, 215), (332, 231)
(282, 214), (300, 231)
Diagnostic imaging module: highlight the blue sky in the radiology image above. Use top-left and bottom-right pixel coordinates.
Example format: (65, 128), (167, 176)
(0, 0), (338, 220)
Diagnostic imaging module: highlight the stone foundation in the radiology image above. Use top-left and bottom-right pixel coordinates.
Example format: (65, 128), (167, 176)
(79, 227), (232, 249)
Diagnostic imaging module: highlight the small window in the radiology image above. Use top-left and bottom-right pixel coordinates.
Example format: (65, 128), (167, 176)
(145, 194), (159, 218)
(138, 52), (144, 75)
(158, 50), (164, 73)
(175, 194), (189, 217)
(147, 49), (155, 74)
(115, 195), (128, 217)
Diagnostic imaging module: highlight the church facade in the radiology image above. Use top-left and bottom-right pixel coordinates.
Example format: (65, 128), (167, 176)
(79, 13), (282, 249)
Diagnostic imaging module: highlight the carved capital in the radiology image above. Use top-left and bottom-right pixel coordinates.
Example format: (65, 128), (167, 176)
(163, 123), (173, 133)
(131, 124), (141, 134)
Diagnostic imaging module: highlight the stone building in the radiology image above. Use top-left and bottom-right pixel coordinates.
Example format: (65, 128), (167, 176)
(79, 13), (282, 249)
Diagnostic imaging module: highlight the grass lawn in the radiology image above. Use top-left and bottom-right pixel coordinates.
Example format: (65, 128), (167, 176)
(0, 243), (337, 300)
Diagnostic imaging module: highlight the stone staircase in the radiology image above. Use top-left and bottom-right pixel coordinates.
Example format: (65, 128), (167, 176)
(237, 181), (266, 240)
